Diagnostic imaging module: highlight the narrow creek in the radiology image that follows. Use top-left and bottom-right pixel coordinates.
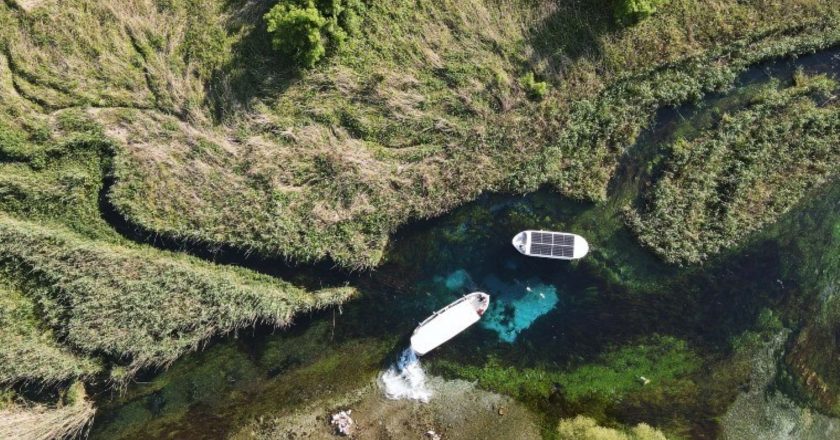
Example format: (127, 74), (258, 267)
(89, 48), (840, 439)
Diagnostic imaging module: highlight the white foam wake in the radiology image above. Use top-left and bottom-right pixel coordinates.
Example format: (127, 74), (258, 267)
(379, 348), (432, 402)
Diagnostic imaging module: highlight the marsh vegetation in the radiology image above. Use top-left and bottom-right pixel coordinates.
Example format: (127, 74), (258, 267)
(0, 0), (838, 438)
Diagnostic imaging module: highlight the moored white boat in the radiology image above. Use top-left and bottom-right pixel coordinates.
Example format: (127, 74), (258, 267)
(410, 292), (490, 355)
(512, 230), (589, 260)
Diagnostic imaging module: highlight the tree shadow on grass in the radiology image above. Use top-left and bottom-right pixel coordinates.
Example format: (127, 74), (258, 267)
(527, 0), (620, 78)
(205, 0), (299, 122)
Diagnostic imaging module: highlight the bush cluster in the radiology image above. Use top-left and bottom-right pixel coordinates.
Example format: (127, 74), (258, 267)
(520, 72), (549, 100)
(264, 0), (364, 67)
(614, 0), (669, 25)
(557, 416), (667, 440)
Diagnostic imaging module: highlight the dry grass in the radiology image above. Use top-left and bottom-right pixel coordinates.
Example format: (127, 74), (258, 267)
(3, 0), (838, 268)
(0, 384), (95, 440)
(86, 0), (840, 268)
(0, 213), (355, 376)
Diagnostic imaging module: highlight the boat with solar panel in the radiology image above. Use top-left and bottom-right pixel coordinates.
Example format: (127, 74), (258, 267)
(512, 230), (589, 260)
(410, 292), (490, 355)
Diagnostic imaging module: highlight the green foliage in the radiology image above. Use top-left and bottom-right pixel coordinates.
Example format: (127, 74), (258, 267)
(0, 280), (101, 385)
(180, 0), (231, 77)
(0, 389), (13, 410)
(557, 416), (667, 440)
(265, 2), (327, 68)
(0, 123), (28, 161)
(264, 0), (364, 67)
(520, 72), (548, 100)
(614, 0), (669, 25)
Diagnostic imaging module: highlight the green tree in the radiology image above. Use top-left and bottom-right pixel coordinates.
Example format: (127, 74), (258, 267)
(265, 2), (328, 68)
(264, 0), (364, 68)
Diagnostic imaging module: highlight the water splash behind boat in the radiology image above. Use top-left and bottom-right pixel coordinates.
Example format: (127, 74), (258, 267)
(379, 348), (432, 402)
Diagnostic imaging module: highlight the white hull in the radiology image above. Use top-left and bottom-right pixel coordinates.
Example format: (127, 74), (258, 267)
(512, 230), (589, 260)
(410, 292), (490, 355)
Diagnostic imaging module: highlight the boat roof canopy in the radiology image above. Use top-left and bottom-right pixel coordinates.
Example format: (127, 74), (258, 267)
(410, 299), (482, 355)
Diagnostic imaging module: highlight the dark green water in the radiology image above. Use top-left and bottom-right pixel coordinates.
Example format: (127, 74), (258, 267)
(89, 49), (840, 439)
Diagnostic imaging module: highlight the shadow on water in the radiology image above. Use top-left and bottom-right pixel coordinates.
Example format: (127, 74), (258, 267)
(90, 47), (840, 439)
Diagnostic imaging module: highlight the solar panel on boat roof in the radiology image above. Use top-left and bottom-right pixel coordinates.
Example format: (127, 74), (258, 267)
(553, 234), (574, 246)
(529, 231), (575, 258)
(531, 243), (554, 256)
(552, 245), (574, 258)
(532, 232), (553, 244)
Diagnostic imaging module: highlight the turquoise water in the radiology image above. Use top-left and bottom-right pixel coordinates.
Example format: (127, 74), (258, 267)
(479, 274), (560, 343)
(89, 48), (840, 439)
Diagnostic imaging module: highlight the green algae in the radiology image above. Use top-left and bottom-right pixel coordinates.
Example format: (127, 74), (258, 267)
(91, 320), (396, 439)
(768, 182), (840, 416)
(433, 335), (700, 435)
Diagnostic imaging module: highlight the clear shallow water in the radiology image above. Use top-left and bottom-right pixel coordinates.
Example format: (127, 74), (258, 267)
(90, 48), (840, 439)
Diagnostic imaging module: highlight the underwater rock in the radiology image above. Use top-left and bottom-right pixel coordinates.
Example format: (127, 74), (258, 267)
(330, 410), (354, 436)
(440, 269), (472, 291)
(479, 275), (559, 343)
(721, 330), (840, 439)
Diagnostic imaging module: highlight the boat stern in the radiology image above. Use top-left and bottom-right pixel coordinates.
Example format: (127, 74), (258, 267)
(511, 231), (528, 255)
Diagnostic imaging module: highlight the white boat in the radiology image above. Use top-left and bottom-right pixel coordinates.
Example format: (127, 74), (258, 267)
(511, 230), (589, 260)
(410, 292), (490, 355)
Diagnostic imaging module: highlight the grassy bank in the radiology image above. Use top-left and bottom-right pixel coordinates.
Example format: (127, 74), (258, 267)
(0, 108), (354, 390)
(3, 0), (836, 268)
(627, 73), (840, 264)
(0, 214), (354, 379)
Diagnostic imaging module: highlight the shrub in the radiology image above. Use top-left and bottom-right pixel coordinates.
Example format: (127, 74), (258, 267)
(0, 124), (26, 160)
(264, 0), (364, 68)
(520, 72), (549, 100)
(614, 0), (669, 25)
(557, 416), (667, 440)
(265, 2), (328, 68)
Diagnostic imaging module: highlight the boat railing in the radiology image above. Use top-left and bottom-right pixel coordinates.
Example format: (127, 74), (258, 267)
(415, 294), (474, 328)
